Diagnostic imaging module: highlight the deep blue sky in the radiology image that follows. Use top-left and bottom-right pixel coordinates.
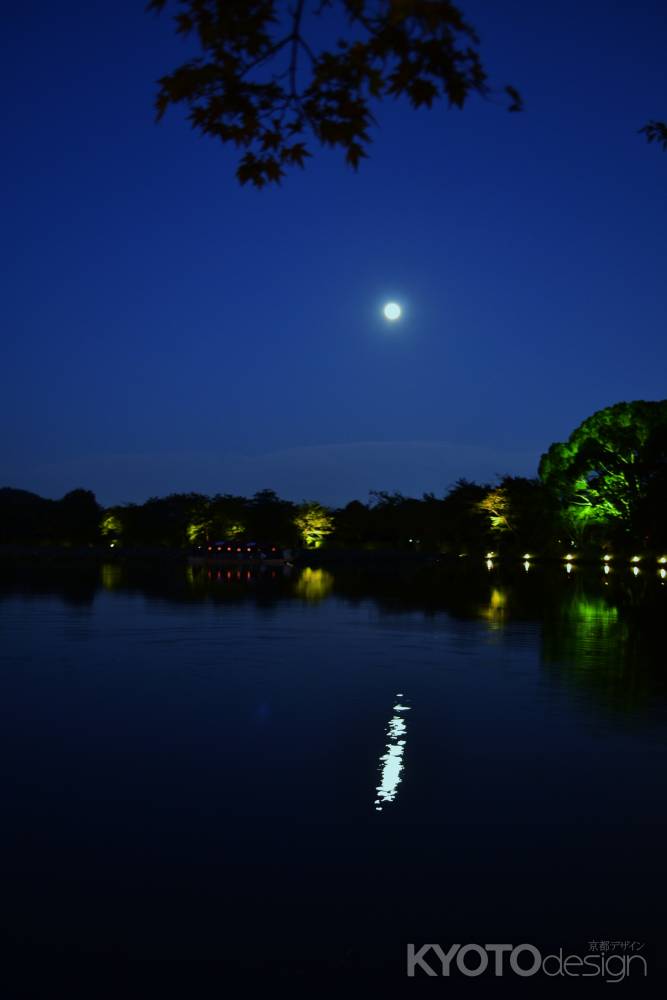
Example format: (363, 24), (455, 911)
(2, 1), (666, 506)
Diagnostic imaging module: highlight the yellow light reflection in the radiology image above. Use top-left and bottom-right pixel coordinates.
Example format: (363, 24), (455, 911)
(101, 563), (122, 591)
(480, 588), (508, 630)
(294, 567), (334, 602)
(374, 695), (410, 811)
(490, 589), (505, 609)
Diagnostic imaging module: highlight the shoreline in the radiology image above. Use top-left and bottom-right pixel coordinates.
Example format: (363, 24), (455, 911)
(0, 545), (663, 572)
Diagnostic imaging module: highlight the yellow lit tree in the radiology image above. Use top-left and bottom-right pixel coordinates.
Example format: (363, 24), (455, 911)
(294, 502), (334, 549)
(100, 510), (123, 543)
(478, 487), (511, 533)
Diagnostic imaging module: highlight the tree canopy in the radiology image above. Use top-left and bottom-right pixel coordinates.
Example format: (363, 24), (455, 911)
(294, 501), (335, 547)
(148, 0), (521, 186)
(538, 400), (667, 544)
(0, 487), (101, 546)
(478, 475), (553, 549)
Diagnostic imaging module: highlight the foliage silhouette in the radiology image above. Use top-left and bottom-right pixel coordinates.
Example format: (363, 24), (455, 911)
(639, 120), (667, 152)
(149, 0), (522, 186)
(0, 487), (101, 546)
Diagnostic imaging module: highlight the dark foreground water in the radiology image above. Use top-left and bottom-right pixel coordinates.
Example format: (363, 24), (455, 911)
(1, 559), (666, 987)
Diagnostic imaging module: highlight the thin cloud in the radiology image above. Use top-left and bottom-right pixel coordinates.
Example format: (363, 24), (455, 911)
(21, 439), (540, 506)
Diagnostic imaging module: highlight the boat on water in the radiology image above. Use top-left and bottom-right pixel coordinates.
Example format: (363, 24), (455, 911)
(188, 540), (291, 566)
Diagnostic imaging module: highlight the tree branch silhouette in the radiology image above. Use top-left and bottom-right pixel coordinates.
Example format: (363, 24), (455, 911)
(640, 120), (667, 152)
(148, 0), (522, 187)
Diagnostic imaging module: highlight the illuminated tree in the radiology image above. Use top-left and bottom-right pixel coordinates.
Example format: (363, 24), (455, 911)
(539, 400), (667, 543)
(101, 510), (123, 542)
(478, 476), (556, 550)
(149, 0), (521, 186)
(201, 494), (247, 541)
(478, 486), (511, 534)
(105, 493), (210, 547)
(294, 501), (335, 548)
(186, 517), (210, 544)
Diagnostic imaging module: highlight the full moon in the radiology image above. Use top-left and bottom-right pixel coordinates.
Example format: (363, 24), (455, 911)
(383, 302), (401, 321)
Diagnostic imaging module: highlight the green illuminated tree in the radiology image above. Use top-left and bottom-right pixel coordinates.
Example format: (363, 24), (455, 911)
(539, 400), (667, 543)
(149, 0), (521, 186)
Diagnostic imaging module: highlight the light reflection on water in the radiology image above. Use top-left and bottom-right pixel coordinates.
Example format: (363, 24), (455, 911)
(2, 560), (667, 967)
(294, 567), (334, 601)
(32, 561), (667, 720)
(480, 587), (508, 630)
(374, 695), (410, 812)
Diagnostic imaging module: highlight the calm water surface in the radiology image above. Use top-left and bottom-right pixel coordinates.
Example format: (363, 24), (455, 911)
(1, 560), (666, 980)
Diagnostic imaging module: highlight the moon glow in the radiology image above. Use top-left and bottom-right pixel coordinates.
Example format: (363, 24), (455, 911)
(383, 302), (401, 321)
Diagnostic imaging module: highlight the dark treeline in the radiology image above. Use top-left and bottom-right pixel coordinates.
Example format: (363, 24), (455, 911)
(0, 481), (551, 554)
(0, 488), (101, 547)
(2, 399), (667, 556)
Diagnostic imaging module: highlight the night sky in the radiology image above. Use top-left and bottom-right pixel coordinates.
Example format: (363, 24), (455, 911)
(3, 1), (666, 507)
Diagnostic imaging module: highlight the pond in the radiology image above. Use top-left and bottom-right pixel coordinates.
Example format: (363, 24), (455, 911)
(1, 559), (665, 982)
